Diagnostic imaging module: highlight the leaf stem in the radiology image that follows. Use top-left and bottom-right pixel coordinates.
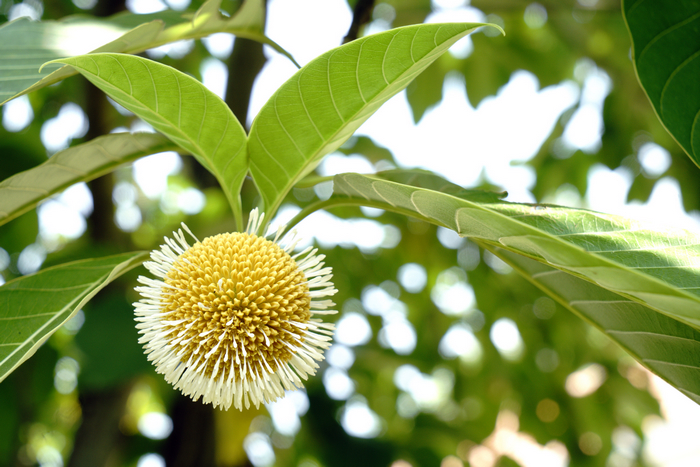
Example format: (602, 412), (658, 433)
(233, 192), (244, 233)
(280, 196), (448, 237)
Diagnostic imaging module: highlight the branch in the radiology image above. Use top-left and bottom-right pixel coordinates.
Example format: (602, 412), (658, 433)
(343, 0), (376, 44)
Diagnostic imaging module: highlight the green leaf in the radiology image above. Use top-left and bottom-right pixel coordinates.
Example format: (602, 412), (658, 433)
(0, 132), (177, 227)
(493, 248), (700, 404)
(0, 16), (166, 105)
(0, 251), (147, 383)
(0, 0), (296, 105)
(333, 172), (700, 328)
(46, 53), (247, 227)
(375, 169), (507, 203)
(189, 0), (276, 46)
(318, 171), (700, 396)
(623, 0), (700, 167)
(248, 22), (501, 224)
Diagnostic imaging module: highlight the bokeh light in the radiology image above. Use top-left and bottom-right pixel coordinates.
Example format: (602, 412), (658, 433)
(201, 57), (228, 99)
(438, 323), (482, 363)
(340, 397), (383, 438)
(565, 363), (607, 398)
(431, 268), (476, 316)
(40, 103), (89, 153)
(397, 263), (428, 293)
(266, 390), (309, 436)
(137, 453), (166, 467)
(334, 312), (372, 347)
(2, 95), (33, 132)
(323, 367), (355, 400)
(243, 432), (275, 467)
(137, 412), (173, 440)
(489, 318), (525, 361)
(202, 33), (235, 59)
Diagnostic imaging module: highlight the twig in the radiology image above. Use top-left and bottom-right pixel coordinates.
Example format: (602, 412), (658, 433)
(343, 0), (376, 44)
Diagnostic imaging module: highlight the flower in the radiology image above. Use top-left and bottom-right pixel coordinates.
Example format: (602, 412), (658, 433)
(134, 209), (337, 410)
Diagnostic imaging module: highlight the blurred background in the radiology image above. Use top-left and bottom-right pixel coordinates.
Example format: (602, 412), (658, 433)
(2, 0), (700, 466)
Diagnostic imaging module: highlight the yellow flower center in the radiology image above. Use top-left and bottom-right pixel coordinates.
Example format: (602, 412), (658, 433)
(161, 232), (311, 380)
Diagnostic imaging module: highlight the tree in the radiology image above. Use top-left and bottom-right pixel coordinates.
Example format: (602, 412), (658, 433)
(0, 0), (698, 466)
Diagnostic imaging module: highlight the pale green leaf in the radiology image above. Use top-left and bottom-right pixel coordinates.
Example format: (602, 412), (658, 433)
(493, 248), (700, 404)
(46, 53), (247, 227)
(0, 0), (296, 105)
(313, 171), (700, 397)
(248, 22), (500, 223)
(0, 251), (148, 383)
(0, 132), (177, 227)
(332, 172), (700, 329)
(0, 16), (167, 104)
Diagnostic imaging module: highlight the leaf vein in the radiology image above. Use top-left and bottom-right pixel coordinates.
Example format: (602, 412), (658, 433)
(143, 60), (158, 113)
(643, 359), (700, 371)
(254, 130), (289, 177)
(569, 299), (633, 306)
(211, 111), (229, 161)
(326, 51), (344, 122)
(197, 84), (207, 145)
(637, 9), (700, 67)
(0, 283), (96, 368)
(531, 269), (565, 279)
(297, 72), (324, 140)
(107, 55), (131, 96)
(607, 330), (700, 345)
(407, 27), (422, 65)
(356, 41), (367, 102)
(273, 90), (306, 157)
(381, 33), (398, 85)
(0, 312), (58, 321)
(659, 49), (700, 118)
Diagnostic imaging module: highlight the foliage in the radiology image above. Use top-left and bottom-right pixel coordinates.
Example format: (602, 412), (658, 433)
(623, 0), (700, 167)
(0, 0), (295, 105)
(0, 0), (698, 466)
(0, 252), (147, 382)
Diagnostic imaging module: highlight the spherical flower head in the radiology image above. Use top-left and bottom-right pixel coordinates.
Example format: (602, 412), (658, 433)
(134, 209), (337, 410)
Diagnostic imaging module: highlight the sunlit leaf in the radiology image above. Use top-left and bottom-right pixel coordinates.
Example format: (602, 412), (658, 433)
(46, 53), (247, 226)
(623, 0), (700, 167)
(0, 251), (147, 383)
(494, 248), (700, 404)
(0, 132), (177, 227)
(297, 171), (700, 398)
(0, 16), (166, 105)
(332, 172), (700, 328)
(247, 22), (501, 223)
(374, 169), (507, 203)
(0, 0), (296, 105)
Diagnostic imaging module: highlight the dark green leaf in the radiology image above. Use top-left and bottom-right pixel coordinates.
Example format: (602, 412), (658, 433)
(623, 0), (700, 167)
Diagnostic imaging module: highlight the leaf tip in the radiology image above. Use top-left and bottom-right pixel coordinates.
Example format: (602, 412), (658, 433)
(38, 58), (66, 73)
(483, 23), (505, 36)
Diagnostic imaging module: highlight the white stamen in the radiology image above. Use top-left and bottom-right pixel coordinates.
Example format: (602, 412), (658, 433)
(134, 216), (338, 411)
